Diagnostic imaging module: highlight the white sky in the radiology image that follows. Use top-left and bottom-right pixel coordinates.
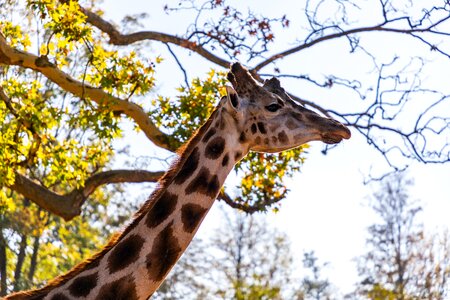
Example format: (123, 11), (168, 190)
(105, 0), (450, 294)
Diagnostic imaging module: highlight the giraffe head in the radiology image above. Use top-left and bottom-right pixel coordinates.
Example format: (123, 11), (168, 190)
(225, 63), (351, 153)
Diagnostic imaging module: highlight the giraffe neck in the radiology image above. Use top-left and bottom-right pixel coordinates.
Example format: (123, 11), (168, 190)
(95, 108), (246, 299)
(12, 105), (247, 300)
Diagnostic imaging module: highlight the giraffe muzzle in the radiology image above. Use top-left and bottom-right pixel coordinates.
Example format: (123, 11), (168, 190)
(321, 125), (351, 144)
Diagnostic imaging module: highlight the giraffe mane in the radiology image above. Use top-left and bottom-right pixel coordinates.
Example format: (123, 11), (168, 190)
(7, 106), (221, 299)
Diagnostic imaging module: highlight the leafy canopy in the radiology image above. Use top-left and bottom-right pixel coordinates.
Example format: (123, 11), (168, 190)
(0, 0), (306, 293)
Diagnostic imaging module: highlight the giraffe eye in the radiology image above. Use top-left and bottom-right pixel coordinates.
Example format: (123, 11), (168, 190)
(265, 103), (281, 112)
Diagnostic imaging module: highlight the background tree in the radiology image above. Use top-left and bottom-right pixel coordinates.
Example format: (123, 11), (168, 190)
(210, 209), (295, 299)
(153, 206), (302, 300)
(355, 172), (450, 299)
(151, 235), (213, 300)
(0, 0), (304, 294)
(1, 0), (450, 295)
(296, 251), (337, 300)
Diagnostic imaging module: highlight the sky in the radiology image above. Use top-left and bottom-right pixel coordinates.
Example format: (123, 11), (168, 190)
(105, 0), (450, 294)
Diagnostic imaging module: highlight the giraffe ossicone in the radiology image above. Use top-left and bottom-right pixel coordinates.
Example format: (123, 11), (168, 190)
(6, 62), (350, 300)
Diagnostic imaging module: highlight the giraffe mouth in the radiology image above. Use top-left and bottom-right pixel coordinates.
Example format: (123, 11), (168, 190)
(321, 127), (351, 144)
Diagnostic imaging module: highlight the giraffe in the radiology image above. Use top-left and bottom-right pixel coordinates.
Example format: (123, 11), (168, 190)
(5, 63), (351, 300)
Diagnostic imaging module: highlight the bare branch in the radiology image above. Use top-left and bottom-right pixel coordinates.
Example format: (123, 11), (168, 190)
(79, 6), (230, 68)
(164, 0), (290, 62)
(165, 43), (190, 89)
(326, 56), (450, 167)
(253, 11), (450, 72)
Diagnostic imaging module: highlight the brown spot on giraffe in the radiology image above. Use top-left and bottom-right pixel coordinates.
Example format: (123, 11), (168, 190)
(173, 147), (200, 185)
(84, 258), (101, 271)
(292, 112), (304, 123)
(257, 122), (267, 134)
(185, 167), (220, 198)
(272, 136), (278, 144)
(234, 151), (242, 161)
(255, 136), (262, 144)
(181, 203), (208, 233)
(145, 192), (178, 228)
(95, 276), (138, 300)
(201, 128), (216, 143)
(50, 294), (70, 300)
(278, 131), (289, 144)
(239, 132), (247, 143)
(286, 119), (297, 130)
(205, 136), (226, 159)
(146, 222), (181, 281)
(306, 113), (324, 123)
(222, 153), (230, 166)
(251, 123), (257, 134)
(68, 272), (98, 297)
(108, 234), (144, 273)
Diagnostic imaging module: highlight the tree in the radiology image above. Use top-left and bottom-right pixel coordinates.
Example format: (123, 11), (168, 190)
(151, 235), (213, 300)
(1, 0), (450, 295)
(153, 207), (300, 300)
(355, 172), (450, 299)
(411, 230), (450, 300)
(0, 0), (303, 294)
(211, 210), (296, 299)
(296, 251), (337, 300)
(0, 184), (139, 295)
(1, 0), (449, 220)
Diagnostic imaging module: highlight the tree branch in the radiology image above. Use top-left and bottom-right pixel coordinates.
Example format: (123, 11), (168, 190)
(252, 18), (450, 72)
(218, 191), (261, 214)
(0, 32), (176, 151)
(79, 6), (231, 68)
(217, 190), (285, 214)
(8, 170), (163, 221)
(0, 229), (7, 297)
(165, 43), (190, 89)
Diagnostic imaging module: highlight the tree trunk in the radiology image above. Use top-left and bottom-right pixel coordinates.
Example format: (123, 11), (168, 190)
(28, 234), (40, 284)
(0, 228), (8, 296)
(13, 234), (27, 291)
(234, 219), (244, 299)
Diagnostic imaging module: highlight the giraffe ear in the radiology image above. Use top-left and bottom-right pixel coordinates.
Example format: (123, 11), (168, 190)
(225, 85), (239, 109)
